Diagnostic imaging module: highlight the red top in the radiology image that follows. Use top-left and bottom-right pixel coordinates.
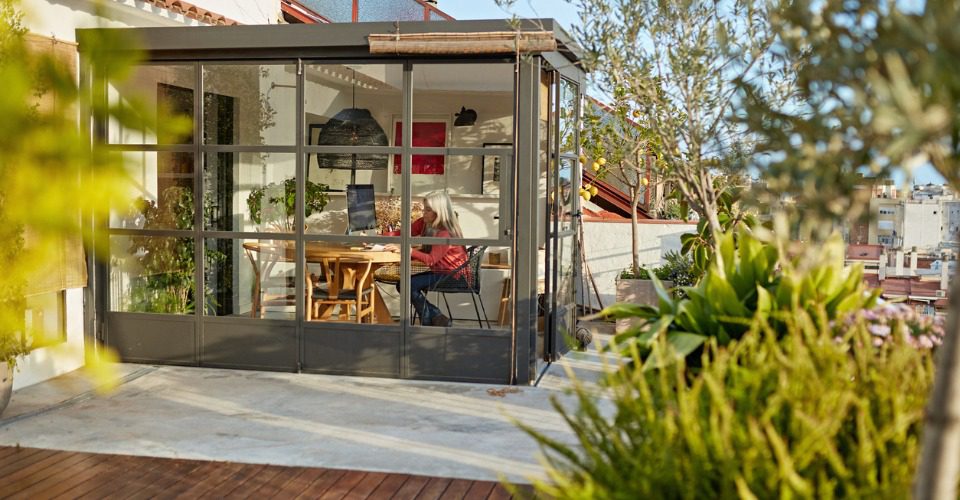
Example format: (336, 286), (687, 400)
(410, 221), (467, 274)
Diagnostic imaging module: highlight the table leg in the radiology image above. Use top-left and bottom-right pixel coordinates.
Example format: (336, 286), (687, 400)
(371, 286), (395, 324)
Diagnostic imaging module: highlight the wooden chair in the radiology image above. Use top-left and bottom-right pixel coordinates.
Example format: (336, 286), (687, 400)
(245, 243), (297, 318)
(309, 257), (375, 323)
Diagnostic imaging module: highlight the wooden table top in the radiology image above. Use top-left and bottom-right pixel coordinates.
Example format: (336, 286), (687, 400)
(243, 241), (401, 264)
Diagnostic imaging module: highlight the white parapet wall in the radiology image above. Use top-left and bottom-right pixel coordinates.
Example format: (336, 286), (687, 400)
(580, 218), (696, 310)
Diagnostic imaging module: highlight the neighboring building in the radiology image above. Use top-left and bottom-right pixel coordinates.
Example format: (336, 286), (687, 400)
(856, 180), (958, 253)
(902, 200), (943, 251)
(846, 243), (951, 317)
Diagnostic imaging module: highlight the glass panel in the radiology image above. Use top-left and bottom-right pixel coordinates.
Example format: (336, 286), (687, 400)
(108, 64), (194, 145)
(429, 10), (446, 21)
(404, 244), (511, 331)
(298, 0), (352, 22)
(304, 63), (401, 200)
(559, 78), (579, 155)
(203, 152), (297, 233)
(358, 0), (424, 21)
(206, 238), (295, 319)
(110, 235), (196, 314)
(556, 235), (577, 343)
(412, 63), (515, 149)
(202, 64), (297, 146)
(559, 157), (576, 231)
(111, 152), (195, 230)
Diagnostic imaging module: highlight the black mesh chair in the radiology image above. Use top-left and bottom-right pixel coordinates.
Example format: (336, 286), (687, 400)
(427, 245), (490, 328)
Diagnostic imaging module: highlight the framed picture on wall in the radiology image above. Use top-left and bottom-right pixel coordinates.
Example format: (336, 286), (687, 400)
(393, 121), (447, 174)
(482, 142), (512, 195)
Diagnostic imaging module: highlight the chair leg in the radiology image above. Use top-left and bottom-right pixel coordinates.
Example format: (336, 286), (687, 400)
(471, 293), (490, 328)
(441, 293), (453, 322)
(477, 293), (491, 328)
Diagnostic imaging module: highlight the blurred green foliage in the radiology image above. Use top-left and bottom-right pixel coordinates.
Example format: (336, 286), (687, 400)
(520, 320), (932, 498)
(0, 0), (150, 380)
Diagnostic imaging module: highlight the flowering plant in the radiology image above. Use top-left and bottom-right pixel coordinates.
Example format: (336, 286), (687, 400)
(374, 197), (422, 234)
(835, 302), (945, 349)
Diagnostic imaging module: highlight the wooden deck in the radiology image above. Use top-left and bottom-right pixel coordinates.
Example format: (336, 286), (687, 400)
(0, 446), (527, 499)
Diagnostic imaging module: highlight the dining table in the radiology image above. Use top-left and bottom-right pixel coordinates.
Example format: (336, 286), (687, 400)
(243, 241), (400, 324)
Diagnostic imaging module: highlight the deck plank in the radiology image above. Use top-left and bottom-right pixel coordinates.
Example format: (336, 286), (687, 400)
(0, 446), (531, 500)
(392, 474), (430, 499)
(366, 473), (410, 499)
(413, 477), (453, 500)
(438, 478), (473, 499)
(320, 469), (368, 498)
(343, 470), (388, 499)
(463, 480), (497, 500)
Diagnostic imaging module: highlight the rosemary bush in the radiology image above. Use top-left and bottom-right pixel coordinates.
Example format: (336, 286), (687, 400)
(520, 316), (934, 498)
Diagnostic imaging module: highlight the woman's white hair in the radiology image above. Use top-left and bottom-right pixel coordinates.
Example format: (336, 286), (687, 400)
(422, 191), (462, 238)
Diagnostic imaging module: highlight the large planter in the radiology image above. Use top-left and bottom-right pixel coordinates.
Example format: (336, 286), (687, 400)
(0, 362), (12, 417)
(615, 278), (673, 334)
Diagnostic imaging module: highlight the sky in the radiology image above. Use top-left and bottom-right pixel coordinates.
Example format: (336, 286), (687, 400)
(437, 0), (944, 186)
(439, 0), (580, 33)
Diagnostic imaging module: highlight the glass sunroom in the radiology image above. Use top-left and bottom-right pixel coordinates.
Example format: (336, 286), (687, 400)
(80, 19), (584, 384)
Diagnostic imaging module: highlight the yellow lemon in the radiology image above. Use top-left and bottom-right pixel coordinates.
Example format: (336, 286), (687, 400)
(590, 186), (598, 196)
(641, 177), (649, 186)
(591, 161), (600, 171)
(582, 192), (592, 201)
(583, 183), (592, 190)
(598, 157), (607, 166)
(579, 155), (587, 164)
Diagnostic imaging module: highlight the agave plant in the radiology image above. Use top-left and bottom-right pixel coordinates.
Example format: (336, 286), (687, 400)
(602, 229), (880, 368)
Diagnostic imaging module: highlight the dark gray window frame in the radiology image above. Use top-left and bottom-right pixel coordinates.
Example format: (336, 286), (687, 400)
(81, 20), (584, 385)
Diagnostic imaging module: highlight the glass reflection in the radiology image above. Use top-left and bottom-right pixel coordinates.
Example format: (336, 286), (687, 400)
(110, 235), (195, 314)
(203, 64), (297, 146)
(111, 152), (195, 230)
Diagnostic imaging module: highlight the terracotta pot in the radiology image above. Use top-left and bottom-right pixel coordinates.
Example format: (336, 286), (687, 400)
(615, 278), (673, 334)
(0, 362), (12, 417)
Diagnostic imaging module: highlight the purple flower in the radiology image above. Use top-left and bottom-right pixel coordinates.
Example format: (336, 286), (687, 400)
(868, 324), (891, 337)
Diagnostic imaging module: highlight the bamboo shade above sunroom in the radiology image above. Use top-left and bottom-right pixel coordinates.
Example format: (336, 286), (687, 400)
(368, 31), (557, 55)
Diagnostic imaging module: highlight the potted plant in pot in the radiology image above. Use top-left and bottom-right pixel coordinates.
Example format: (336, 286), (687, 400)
(0, 327), (30, 416)
(247, 178), (329, 232)
(615, 250), (695, 333)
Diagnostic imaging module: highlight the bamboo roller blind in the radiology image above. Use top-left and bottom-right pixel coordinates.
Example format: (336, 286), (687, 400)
(22, 34), (88, 296)
(368, 31), (557, 55)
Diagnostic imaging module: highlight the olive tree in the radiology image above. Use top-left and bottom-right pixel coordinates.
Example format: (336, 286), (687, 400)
(736, 1), (960, 497)
(568, 0), (788, 264)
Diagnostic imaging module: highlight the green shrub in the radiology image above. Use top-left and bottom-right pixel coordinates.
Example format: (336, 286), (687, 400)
(619, 251), (696, 287)
(603, 230), (879, 367)
(519, 317), (934, 498)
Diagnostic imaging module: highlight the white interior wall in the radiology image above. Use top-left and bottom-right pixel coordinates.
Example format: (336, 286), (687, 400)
(13, 289), (86, 389)
(580, 219), (695, 309)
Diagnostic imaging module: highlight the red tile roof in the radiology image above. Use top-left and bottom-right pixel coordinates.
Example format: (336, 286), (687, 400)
(149, 0), (240, 25)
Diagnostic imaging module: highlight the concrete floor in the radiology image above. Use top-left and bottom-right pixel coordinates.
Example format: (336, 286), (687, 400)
(0, 325), (616, 484)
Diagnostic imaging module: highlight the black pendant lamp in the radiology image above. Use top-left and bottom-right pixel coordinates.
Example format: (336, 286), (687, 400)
(316, 70), (389, 181)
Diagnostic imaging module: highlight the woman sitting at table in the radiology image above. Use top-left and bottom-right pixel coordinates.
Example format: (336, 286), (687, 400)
(385, 191), (467, 327)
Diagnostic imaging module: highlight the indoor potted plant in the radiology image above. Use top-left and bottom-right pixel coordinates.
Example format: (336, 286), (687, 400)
(247, 178), (330, 232)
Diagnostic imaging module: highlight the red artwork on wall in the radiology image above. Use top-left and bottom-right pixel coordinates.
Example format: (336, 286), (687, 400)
(393, 122), (446, 174)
